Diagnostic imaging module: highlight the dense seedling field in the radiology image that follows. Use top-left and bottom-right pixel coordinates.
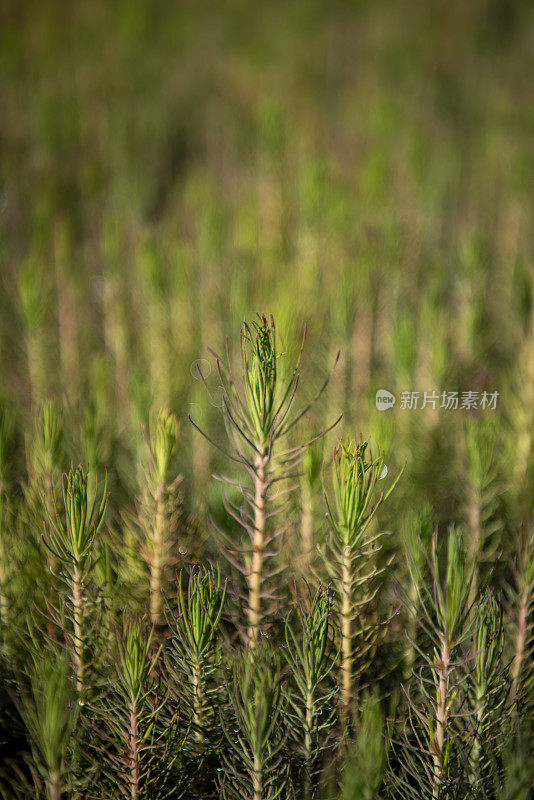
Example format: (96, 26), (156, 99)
(1, 1), (534, 797)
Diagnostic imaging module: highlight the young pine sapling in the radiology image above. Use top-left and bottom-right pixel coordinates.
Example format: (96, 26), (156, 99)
(137, 407), (181, 627)
(42, 465), (108, 697)
(322, 437), (402, 722)
(192, 314), (339, 648)
(283, 585), (338, 799)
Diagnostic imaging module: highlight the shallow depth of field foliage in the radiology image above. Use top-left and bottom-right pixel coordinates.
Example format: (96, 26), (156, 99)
(1, 1), (534, 798)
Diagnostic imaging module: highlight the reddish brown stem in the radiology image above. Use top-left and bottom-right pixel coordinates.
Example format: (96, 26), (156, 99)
(433, 635), (451, 799)
(301, 482), (313, 568)
(72, 564), (84, 696)
(511, 590), (528, 702)
(340, 545), (352, 719)
(247, 454), (267, 648)
(129, 699), (140, 800)
(149, 482), (166, 626)
(46, 770), (62, 800)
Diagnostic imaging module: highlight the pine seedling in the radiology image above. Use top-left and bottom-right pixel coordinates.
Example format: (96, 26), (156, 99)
(77, 364), (116, 503)
(137, 236), (172, 410)
(506, 310), (534, 517)
(137, 406), (181, 627)
(28, 401), (63, 520)
(42, 465), (108, 697)
(89, 615), (181, 800)
(391, 526), (476, 800)
(467, 591), (508, 792)
(93, 539), (119, 646)
(24, 402), (65, 595)
(191, 313), (339, 648)
(0, 397), (16, 630)
(19, 402), (65, 629)
(53, 222), (81, 406)
(341, 690), (386, 800)
(166, 564), (227, 744)
(18, 259), (50, 406)
(0, 505), (8, 633)
(399, 506), (433, 680)
(508, 524), (534, 713)
(100, 267), (132, 432)
(426, 527), (475, 799)
(17, 651), (78, 800)
(463, 418), (503, 601)
(492, 739), (534, 800)
(321, 437), (403, 722)
(219, 647), (288, 800)
(283, 585), (338, 799)
(300, 439), (323, 571)
(414, 288), (448, 430)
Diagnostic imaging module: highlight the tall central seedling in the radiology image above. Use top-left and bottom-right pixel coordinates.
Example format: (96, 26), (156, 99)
(192, 314), (338, 648)
(244, 317), (277, 646)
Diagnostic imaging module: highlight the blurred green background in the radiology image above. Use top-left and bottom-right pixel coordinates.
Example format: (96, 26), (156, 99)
(1, 0), (534, 530)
